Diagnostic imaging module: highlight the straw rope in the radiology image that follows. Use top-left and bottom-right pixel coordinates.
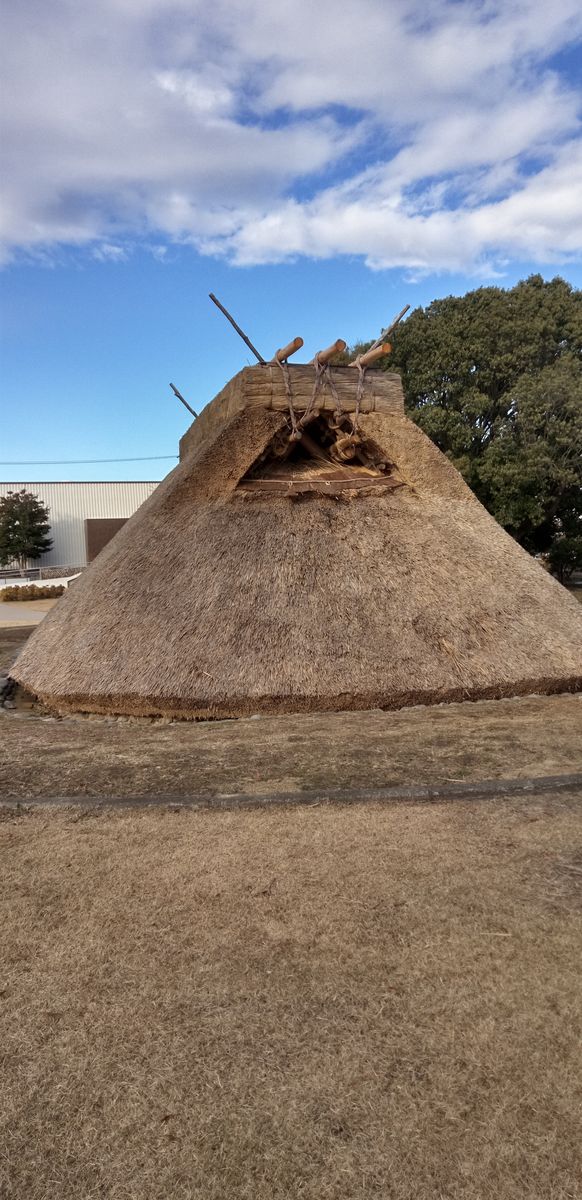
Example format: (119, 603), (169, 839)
(297, 356), (345, 435)
(275, 357), (301, 441)
(353, 361), (366, 434)
(295, 356), (327, 433)
(325, 365), (344, 429)
(279, 354), (366, 451)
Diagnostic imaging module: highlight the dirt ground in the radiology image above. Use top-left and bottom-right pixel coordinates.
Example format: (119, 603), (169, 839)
(2, 794), (582, 1200)
(2, 691), (582, 803)
(2, 627), (582, 803)
(0, 625), (37, 668)
(2, 624), (582, 1199)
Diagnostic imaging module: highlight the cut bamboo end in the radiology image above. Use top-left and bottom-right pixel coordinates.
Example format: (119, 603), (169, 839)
(349, 343), (392, 368)
(314, 339), (347, 366)
(274, 337), (304, 363)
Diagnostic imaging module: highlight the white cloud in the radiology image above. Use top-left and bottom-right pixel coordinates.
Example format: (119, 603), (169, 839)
(92, 242), (129, 263)
(155, 70), (234, 117)
(224, 142), (582, 272)
(0, 0), (581, 272)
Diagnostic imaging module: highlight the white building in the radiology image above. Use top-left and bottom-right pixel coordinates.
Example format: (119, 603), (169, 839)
(0, 481), (159, 572)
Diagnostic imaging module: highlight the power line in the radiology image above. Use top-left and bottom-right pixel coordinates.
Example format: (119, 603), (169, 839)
(0, 455), (179, 465)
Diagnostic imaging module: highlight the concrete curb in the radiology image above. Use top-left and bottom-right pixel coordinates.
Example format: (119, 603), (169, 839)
(2, 772), (582, 813)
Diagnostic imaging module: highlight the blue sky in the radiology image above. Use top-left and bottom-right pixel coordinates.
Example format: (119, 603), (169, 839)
(1, 0), (581, 482)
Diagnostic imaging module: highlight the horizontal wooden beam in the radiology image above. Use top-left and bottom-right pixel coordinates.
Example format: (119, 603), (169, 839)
(238, 476), (405, 495)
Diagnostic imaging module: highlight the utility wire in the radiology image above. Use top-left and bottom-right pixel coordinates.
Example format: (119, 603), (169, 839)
(0, 455), (178, 465)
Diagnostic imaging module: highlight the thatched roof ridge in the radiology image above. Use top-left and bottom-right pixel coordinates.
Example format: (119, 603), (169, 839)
(179, 364), (405, 462)
(12, 376), (582, 718)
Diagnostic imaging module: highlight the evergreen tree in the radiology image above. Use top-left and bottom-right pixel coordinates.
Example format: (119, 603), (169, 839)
(370, 274), (582, 571)
(391, 274), (581, 475)
(478, 355), (582, 556)
(0, 490), (53, 571)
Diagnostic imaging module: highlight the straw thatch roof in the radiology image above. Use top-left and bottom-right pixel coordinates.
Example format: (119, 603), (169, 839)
(12, 364), (582, 718)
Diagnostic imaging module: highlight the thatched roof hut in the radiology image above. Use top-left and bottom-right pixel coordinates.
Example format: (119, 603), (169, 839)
(12, 361), (582, 718)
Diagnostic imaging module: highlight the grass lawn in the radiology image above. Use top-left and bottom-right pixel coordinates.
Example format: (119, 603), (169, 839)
(2, 796), (582, 1199)
(1, 619), (582, 1198)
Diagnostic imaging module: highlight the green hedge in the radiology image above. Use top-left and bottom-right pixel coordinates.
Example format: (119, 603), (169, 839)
(0, 584), (65, 602)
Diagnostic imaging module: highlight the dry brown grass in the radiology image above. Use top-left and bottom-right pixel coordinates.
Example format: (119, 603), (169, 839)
(2, 795), (582, 1200)
(1, 692), (582, 801)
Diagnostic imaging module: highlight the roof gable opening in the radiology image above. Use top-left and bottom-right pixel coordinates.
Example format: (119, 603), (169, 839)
(236, 414), (406, 497)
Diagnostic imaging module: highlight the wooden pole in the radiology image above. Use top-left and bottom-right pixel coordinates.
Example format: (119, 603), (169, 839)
(274, 337), (304, 363)
(314, 339), (347, 366)
(368, 305), (410, 352)
(349, 343), (392, 368)
(169, 382), (197, 418)
(209, 293), (266, 364)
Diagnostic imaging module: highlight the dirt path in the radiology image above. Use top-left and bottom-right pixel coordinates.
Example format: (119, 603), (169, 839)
(0, 598), (58, 628)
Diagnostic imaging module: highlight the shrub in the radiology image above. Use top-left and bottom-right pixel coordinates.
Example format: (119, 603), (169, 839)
(0, 584), (65, 602)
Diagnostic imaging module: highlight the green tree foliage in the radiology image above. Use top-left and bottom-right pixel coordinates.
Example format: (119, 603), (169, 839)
(547, 535), (582, 584)
(0, 490), (53, 571)
(479, 355), (582, 554)
(385, 275), (582, 568)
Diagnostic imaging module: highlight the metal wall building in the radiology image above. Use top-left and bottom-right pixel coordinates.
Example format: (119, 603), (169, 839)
(0, 481), (159, 570)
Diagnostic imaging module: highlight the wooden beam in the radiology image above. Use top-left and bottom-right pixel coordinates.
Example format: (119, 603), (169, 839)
(349, 343), (392, 368)
(274, 337), (304, 363)
(314, 339), (347, 366)
(238, 476), (405, 495)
